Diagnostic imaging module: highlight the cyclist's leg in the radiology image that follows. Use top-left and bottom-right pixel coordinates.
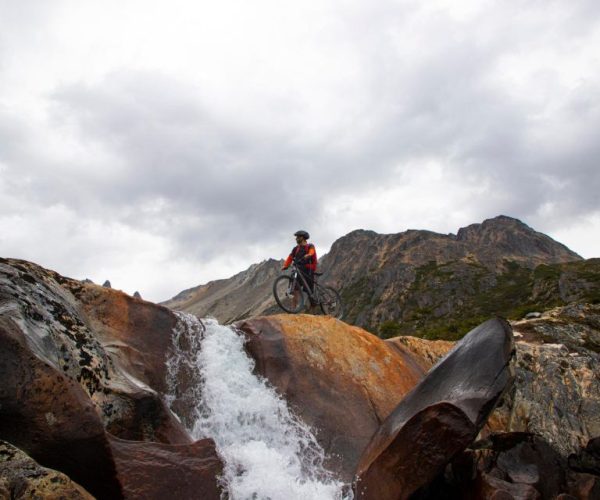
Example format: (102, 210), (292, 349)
(298, 267), (316, 306)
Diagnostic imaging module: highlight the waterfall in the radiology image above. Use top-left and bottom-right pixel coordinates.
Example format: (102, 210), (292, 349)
(166, 312), (351, 500)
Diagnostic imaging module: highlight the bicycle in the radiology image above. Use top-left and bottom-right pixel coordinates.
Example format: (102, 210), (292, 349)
(273, 260), (344, 319)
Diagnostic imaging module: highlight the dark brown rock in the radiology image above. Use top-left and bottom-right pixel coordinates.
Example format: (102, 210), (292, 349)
(108, 435), (223, 500)
(354, 318), (515, 499)
(356, 402), (476, 499)
(473, 472), (541, 500)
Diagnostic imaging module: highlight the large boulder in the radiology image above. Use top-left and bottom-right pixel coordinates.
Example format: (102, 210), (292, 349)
(354, 317), (514, 499)
(0, 258), (189, 444)
(236, 314), (428, 479)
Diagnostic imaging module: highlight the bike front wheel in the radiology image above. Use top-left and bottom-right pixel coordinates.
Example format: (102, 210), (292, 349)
(319, 286), (343, 319)
(273, 275), (305, 314)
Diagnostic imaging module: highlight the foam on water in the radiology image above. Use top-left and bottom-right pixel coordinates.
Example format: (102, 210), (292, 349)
(166, 313), (351, 500)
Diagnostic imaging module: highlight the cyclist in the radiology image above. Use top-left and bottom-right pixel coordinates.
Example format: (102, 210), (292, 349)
(282, 230), (317, 306)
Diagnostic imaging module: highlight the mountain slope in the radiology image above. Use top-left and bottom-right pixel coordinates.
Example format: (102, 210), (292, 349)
(163, 216), (594, 338)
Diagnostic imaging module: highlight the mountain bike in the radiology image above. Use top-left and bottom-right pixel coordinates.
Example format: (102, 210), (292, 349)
(273, 260), (343, 319)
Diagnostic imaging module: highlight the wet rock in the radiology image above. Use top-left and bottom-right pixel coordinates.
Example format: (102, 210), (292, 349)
(108, 435), (223, 500)
(0, 440), (93, 499)
(237, 314), (428, 480)
(354, 318), (514, 499)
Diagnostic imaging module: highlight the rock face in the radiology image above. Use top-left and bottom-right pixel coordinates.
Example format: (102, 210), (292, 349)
(0, 440), (93, 500)
(353, 318), (515, 499)
(236, 314), (428, 479)
(163, 216), (590, 339)
(489, 304), (600, 456)
(0, 258), (224, 498)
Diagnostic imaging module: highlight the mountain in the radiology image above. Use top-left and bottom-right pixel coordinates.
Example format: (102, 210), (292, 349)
(163, 215), (596, 339)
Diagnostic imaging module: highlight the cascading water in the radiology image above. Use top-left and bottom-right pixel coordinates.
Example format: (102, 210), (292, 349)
(166, 312), (352, 500)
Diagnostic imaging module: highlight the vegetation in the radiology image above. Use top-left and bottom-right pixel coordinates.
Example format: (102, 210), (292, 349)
(369, 259), (600, 341)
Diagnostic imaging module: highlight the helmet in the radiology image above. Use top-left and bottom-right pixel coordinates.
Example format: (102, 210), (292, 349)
(294, 230), (310, 239)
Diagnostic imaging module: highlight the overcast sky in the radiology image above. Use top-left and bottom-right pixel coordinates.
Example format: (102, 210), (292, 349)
(1, 0), (599, 302)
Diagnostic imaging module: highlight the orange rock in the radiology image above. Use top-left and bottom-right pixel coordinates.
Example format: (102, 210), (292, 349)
(237, 314), (427, 479)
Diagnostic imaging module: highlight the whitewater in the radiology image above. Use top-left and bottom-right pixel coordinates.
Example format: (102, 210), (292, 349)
(166, 312), (351, 500)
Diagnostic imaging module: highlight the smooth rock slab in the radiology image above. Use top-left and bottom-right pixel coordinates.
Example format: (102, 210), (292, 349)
(354, 317), (514, 499)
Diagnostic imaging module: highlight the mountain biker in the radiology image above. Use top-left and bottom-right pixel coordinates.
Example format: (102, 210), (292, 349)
(282, 230), (317, 305)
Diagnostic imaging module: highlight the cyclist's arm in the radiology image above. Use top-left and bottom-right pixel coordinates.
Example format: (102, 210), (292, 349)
(282, 254), (293, 270)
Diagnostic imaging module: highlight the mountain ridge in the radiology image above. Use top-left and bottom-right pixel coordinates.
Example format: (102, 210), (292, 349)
(162, 215), (594, 338)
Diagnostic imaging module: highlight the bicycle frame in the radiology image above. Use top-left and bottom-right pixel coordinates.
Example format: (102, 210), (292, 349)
(287, 261), (321, 303)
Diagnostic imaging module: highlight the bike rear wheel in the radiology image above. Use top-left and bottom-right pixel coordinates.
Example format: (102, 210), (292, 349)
(319, 286), (343, 319)
(273, 275), (305, 314)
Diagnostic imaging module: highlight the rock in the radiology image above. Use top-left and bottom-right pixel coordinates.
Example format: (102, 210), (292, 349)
(475, 433), (566, 497)
(82, 278), (94, 284)
(569, 437), (600, 476)
(103, 280), (111, 288)
(108, 435), (223, 500)
(133, 291), (142, 299)
(0, 440), (93, 499)
(236, 314), (428, 480)
(0, 258), (189, 444)
(487, 310), (600, 456)
(385, 336), (453, 371)
(0, 322), (122, 499)
(525, 311), (542, 319)
(567, 472), (600, 500)
(353, 318), (514, 499)
(474, 472), (541, 499)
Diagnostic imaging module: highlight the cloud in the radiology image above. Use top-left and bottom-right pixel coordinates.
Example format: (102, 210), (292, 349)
(1, 0), (599, 300)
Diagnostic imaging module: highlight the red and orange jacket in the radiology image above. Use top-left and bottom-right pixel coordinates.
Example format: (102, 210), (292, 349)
(283, 243), (317, 271)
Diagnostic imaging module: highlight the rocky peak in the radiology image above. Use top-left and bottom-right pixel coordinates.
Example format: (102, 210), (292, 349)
(456, 215), (582, 266)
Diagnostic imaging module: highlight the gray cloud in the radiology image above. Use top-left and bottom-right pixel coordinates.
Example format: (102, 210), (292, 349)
(1, 1), (599, 299)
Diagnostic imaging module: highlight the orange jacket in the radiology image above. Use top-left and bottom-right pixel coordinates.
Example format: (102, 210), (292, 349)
(283, 243), (317, 271)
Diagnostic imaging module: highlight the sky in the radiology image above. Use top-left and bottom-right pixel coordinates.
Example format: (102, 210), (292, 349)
(1, 0), (599, 302)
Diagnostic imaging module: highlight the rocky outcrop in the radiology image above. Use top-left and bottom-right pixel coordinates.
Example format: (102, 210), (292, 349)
(0, 440), (93, 499)
(487, 304), (600, 456)
(236, 314), (428, 479)
(353, 318), (514, 499)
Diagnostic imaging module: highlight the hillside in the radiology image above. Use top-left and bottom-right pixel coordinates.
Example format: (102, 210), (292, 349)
(162, 215), (598, 340)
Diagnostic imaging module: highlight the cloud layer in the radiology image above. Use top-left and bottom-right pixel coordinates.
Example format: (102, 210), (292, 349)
(1, 0), (599, 300)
